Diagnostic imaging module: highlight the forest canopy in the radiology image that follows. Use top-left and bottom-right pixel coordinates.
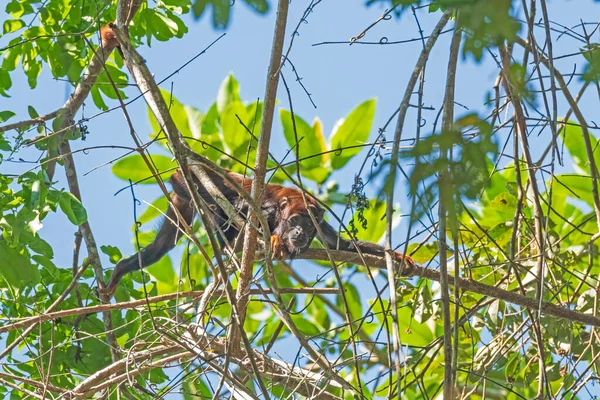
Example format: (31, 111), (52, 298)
(1, 0), (600, 399)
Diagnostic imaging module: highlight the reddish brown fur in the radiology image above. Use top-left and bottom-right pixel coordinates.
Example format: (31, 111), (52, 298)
(102, 166), (416, 297)
(100, 24), (119, 48)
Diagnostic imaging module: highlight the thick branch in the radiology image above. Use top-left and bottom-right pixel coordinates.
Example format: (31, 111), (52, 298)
(296, 250), (600, 327)
(0, 288), (338, 334)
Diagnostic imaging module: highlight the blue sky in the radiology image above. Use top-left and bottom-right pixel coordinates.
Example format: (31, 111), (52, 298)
(3, 0), (600, 319)
(3, 0), (600, 395)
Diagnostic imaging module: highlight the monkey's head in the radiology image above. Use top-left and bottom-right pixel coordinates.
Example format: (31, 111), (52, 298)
(278, 195), (324, 256)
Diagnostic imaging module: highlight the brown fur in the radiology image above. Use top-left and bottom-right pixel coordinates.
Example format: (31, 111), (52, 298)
(101, 167), (415, 297)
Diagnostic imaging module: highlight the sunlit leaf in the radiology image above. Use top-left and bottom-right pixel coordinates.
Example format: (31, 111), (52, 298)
(280, 109), (330, 183)
(112, 154), (175, 183)
(329, 99), (376, 170)
(59, 192), (88, 226)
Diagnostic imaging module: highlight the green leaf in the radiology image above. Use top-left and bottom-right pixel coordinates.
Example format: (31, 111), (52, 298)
(146, 255), (178, 294)
(27, 105), (38, 119)
(554, 174), (598, 209)
(181, 249), (207, 289)
(137, 196), (170, 226)
(191, 0), (207, 19)
(0, 110), (16, 123)
(350, 199), (400, 244)
(148, 89), (194, 148)
(221, 101), (250, 154)
(581, 44), (600, 82)
(90, 85), (109, 111)
(32, 254), (57, 272)
(3, 19), (25, 34)
(243, 0), (269, 13)
(371, 300), (436, 347)
(561, 121), (599, 175)
(0, 138), (11, 151)
(101, 245), (123, 265)
(280, 109), (330, 183)
(0, 68), (12, 96)
(59, 192), (88, 226)
(406, 241), (437, 264)
(329, 99), (376, 170)
(337, 282), (362, 322)
(26, 234), (53, 258)
(211, 0), (232, 29)
(413, 284), (433, 323)
(111, 154), (175, 183)
(0, 241), (39, 287)
(148, 12), (184, 41)
(217, 74), (241, 113)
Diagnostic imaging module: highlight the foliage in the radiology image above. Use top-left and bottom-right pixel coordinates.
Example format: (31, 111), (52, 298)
(402, 113), (497, 219)
(1, 0), (191, 108)
(1, 0), (600, 399)
(367, 0), (521, 61)
(191, 0), (269, 29)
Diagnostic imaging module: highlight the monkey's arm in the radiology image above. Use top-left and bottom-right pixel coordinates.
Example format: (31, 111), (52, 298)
(317, 220), (416, 274)
(101, 193), (195, 297)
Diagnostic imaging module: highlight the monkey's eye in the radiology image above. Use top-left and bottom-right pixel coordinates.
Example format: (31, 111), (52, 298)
(309, 206), (324, 221)
(288, 215), (301, 225)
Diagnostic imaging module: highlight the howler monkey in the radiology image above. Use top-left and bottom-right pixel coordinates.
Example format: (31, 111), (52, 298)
(102, 166), (416, 296)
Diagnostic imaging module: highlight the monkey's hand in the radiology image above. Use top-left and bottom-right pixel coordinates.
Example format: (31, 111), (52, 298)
(270, 234), (290, 260)
(97, 282), (118, 300)
(392, 251), (417, 275)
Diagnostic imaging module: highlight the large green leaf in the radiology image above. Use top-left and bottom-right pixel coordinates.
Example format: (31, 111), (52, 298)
(148, 89), (195, 147)
(0, 241), (40, 288)
(350, 199), (400, 244)
(0, 110), (16, 123)
(561, 121), (600, 175)
(221, 101), (250, 155)
(554, 174), (598, 208)
(59, 192), (88, 226)
(137, 196), (170, 226)
(371, 299), (436, 347)
(112, 154), (175, 183)
(146, 255), (178, 294)
(189, 103), (224, 161)
(280, 109), (330, 183)
(329, 99), (376, 170)
(217, 74), (241, 113)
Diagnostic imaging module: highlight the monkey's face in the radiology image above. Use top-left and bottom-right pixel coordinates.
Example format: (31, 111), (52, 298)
(283, 208), (323, 255)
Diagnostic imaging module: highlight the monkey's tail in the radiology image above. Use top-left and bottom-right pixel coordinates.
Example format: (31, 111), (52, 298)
(102, 193), (195, 297)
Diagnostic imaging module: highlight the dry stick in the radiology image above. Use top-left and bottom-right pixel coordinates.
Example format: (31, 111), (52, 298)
(515, 11), (556, 395)
(383, 10), (452, 399)
(106, 24), (269, 399)
(516, 37), (600, 230)
(439, 15), (461, 399)
(24, 1), (139, 365)
(0, 110), (60, 133)
(179, 333), (343, 400)
(0, 377), (43, 399)
(0, 370), (64, 394)
(183, 161), (351, 393)
(291, 250), (600, 327)
(0, 288), (337, 334)
(0, 261), (90, 361)
(515, 35), (600, 339)
(498, 43), (550, 395)
(235, 0), (289, 342)
(71, 345), (178, 394)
